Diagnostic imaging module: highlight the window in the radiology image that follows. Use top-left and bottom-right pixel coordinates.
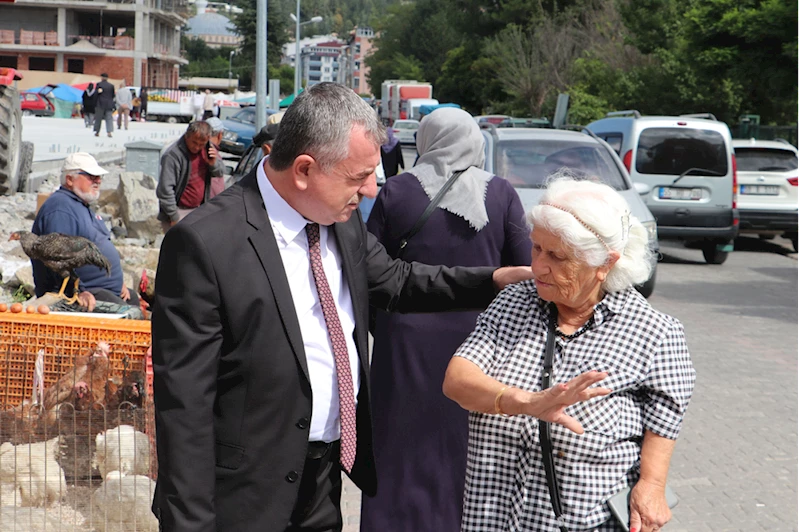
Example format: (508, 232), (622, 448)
(0, 56), (17, 68)
(67, 59), (84, 73)
(28, 56), (55, 71)
(735, 148), (798, 172)
(598, 133), (623, 155)
(494, 139), (627, 189)
(636, 128), (728, 176)
(354, 78), (359, 89)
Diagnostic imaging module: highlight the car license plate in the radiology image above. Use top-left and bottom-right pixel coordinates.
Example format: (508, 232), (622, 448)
(658, 187), (702, 200)
(740, 185), (778, 195)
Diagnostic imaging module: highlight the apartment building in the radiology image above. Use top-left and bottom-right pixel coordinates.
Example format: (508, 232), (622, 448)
(0, 0), (188, 88)
(300, 40), (342, 88)
(339, 26), (374, 95)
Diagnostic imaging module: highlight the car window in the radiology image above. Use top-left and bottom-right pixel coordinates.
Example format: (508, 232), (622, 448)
(493, 139), (627, 190)
(735, 148), (798, 172)
(234, 145), (263, 181)
(232, 108), (255, 124)
(636, 127), (728, 176)
(395, 122), (418, 130)
(599, 133), (623, 155)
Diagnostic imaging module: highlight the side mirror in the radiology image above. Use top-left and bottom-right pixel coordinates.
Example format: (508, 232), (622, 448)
(634, 182), (651, 195)
(225, 164), (235, 175)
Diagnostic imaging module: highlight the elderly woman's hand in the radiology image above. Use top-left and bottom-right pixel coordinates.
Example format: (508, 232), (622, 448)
(525, 371), (611, 433)
(629, 479), (672, 532)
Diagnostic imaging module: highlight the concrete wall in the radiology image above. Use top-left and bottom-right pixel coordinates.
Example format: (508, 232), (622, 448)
(0, 7), (58, 34)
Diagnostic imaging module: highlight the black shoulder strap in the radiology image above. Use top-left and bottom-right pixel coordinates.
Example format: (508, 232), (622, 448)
(397, 168), (467, 259)
(539, 303), (569, 532)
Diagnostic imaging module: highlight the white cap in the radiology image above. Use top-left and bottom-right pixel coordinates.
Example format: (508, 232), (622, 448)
(205, 117), (225, 134)
(62, 152), (108, 176)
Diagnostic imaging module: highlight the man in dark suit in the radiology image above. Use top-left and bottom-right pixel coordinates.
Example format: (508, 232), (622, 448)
(93, 73), (115, 138)
(151, 82), (597, 532)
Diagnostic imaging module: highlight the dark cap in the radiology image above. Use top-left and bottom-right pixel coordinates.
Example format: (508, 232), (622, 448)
(100, 73), (109, 78)
(252, 122), (280, 147)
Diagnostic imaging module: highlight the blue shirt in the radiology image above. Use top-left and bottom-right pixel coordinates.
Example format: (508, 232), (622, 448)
(31, 187), (123, 297)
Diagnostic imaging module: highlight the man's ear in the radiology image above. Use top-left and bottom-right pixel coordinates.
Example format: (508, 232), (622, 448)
(292, 154), (315, 191)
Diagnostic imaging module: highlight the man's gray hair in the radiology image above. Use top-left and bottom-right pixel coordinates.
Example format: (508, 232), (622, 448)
(269, 82), (386, 172)
(186, 120), (212, 138)
(527, 174), (654, 293)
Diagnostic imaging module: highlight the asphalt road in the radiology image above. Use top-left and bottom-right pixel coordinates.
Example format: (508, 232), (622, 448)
(342, 234), (797, 532)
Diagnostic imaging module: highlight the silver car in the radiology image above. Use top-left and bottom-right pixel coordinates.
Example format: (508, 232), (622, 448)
(481, 126), (659, 298)
(391, 119), (420, 145)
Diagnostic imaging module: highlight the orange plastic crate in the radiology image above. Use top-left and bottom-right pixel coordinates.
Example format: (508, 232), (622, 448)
(0, 313), (151, 407)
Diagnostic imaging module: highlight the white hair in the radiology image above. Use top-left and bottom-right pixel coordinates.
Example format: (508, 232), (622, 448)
(527, 174), (654, 293)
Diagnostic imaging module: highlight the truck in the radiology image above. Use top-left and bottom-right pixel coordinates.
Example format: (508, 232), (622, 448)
(402, 98), (438, 121)
(128, 87), (196, 123)
(0, 67), (33, 195)
(380, 80), (433, 125)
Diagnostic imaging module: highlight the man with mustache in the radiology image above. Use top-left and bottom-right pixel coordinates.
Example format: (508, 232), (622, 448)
(30, 152), (138, 310)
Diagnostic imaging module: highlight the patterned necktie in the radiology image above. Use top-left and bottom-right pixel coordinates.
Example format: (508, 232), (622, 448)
(306, 223), (357, 473)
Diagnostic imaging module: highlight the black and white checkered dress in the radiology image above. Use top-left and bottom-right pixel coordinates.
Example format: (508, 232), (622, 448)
(455, 280), (696, 531)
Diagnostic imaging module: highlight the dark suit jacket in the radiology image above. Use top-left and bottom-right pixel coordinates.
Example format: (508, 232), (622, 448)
(151, 168), (497, 532)
(95, 80), (115, 109)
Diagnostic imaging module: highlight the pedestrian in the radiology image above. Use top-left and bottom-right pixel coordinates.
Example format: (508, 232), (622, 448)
(192, 90), (204, 121)
(155, 120), (226, 232)
(379, 127), (403, 178)
(149, 82), (600, 532)
(360, 107), (532, 532)
(202, 89), (215, 120)
(93, 73), (115, 138)
(115, 86), (133, 130)
(140, 87), (148, 121)
(81, 82), (96, 128)
(30, 152), (139, 311)
(204, 116), (227, 196)
(132, 94), (142, 121)
(443, 176), (696, 532)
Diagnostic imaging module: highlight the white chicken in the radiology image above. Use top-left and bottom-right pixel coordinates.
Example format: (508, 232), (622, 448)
(90, 471), (158, 532)
(93, 425), (150, 479)
(0, 437), (66, 507)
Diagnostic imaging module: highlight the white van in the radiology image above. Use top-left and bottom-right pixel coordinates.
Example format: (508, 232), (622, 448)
(586, 111), (739, 264)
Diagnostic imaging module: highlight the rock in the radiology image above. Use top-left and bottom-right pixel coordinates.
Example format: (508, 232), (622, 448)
(117, 172), (160, 243)
(12, 264), (35, 294)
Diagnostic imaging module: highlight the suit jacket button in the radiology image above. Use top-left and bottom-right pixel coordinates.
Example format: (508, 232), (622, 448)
(286, 471), (299, 483)
(296, 417), (309, 429)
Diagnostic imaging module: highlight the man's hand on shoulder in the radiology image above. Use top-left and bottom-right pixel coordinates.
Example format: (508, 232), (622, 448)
(78, 291), (97, 312)
(120, 285), (130, 301)
(492, 266), (533, 292)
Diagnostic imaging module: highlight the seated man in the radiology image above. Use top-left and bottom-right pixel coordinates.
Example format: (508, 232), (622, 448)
(31, 153), (139, 311)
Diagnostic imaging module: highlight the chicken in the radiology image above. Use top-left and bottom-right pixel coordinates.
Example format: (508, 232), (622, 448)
(9, 230), (111, 305)
(42, 342), (110, 412)
(0, 437), (66, 507)
(91, 472), (158, 532)
(93, 425), (150, 479)
(0, 507), (65, 531)
(105, 371), (146, 412)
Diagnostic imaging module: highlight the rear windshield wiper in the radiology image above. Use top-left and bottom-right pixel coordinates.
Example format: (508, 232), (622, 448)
(672, 167), (724, 185)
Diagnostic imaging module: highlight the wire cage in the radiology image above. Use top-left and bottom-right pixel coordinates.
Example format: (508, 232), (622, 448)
(0, 313), (156, 531)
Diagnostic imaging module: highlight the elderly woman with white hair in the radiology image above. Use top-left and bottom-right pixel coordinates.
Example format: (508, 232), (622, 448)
(444, 177), (696, 532)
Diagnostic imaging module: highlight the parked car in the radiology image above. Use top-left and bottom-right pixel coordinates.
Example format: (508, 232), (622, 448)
(474, 114), (510, 125)
(480, 124), (659, 297)
(19, 85), (56, 117)
(219, 107), (278, 155)
(586, 111), (738, 264)
(497, 117), (552, 129)
(731, 138), (798, 250)
(391, 119), (419, 145)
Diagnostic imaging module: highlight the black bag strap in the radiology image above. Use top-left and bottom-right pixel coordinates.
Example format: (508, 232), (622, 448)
(539, 303), (569, 532)
(397, 169), (467, 259)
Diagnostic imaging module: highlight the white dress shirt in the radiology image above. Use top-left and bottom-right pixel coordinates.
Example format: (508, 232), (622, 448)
(257, 160), (360, 442)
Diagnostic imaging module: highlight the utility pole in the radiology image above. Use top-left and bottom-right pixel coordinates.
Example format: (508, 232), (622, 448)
(228, 50), (235, 94)
(294, 0), (301, 96)
(255, 0), (268, 130)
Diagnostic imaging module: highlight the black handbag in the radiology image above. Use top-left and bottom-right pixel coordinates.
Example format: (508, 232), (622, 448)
(396, 168), (467, 259)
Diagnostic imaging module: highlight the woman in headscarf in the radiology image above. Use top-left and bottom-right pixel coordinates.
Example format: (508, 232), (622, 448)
(82, 83), (96, 128)
(361, 108), (533, 532)
(380, 127), (404, 178)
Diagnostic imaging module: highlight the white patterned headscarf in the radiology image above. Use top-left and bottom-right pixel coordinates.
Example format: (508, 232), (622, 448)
(406, 107), (494, 231)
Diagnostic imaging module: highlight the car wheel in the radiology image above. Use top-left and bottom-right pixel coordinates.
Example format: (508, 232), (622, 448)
(22, 110), (32, 117)
(702, 241), (729, 265)
(758, 234), (775, 240)
(635, 265), (656, 299)
(166, 116), (178, 124)
(786, 232), (798, 253)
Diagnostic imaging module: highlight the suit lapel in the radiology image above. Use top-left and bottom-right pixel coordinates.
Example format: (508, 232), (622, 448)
(240, 169), (310, 382)
(333, 221), (369, 371)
